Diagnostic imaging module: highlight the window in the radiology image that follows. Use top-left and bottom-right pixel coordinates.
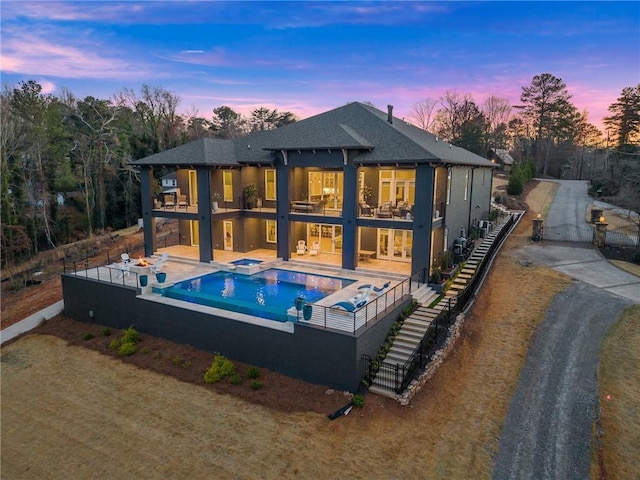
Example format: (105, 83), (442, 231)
(223, 171), (233, 202)
(266, 220), (276, 243)
(446, 169), (452, 205)
(265, 170), (276, 201)
(464, 169), (469, 201)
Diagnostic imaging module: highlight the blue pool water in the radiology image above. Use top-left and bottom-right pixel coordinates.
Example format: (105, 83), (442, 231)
(161, 268), (355, 322)
(230, 258), (263, 266)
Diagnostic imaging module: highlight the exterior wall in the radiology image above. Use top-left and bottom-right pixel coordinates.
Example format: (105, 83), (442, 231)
(61, 274), (410, 391)
(444, 167), (473, 246)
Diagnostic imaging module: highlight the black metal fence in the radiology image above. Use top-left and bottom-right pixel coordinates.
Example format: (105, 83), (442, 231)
(606, 224), (640, 248)
(363, 212), (519, 394)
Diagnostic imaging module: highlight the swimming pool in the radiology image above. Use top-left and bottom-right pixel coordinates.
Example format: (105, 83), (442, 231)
(160, 268), (355, 322)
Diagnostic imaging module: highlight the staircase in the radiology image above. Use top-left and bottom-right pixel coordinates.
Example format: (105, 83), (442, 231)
(368, 214), (516, 398)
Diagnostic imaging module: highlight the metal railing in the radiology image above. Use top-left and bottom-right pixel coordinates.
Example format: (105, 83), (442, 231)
(299, 278), (411, 334)
(62, 254), (142, 289)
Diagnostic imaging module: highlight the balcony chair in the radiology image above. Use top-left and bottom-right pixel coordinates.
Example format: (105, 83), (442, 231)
(177, 194), (188, 209)
(296, 240), (307, 255)
(377, 202), (393, 218)
(309, 241), (320, 256)
(164, 195), (175, 209)
(359, 202), (374, 216)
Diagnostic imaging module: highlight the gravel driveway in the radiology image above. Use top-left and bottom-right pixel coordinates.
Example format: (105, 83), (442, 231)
(493, 180), (638, 479)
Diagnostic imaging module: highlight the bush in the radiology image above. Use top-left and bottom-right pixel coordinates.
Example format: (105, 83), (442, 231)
(108, 339), (120, 350)
(102, 328), (111, 336)
(118, 341), (137, 356)
(247, 366), (260, 379)
(352, 394), (365, 408)
(172, 356), (183, 367)
(506, 171), (524, 195)
(121, 326), (140, 345)
(230, 373), (242, 385)
(204, 355), (236, 384)
(250, 380), (262, 391)
(83, 333), (94, 341)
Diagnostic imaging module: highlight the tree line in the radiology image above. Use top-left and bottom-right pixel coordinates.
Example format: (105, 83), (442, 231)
(1, 74), (638, 266)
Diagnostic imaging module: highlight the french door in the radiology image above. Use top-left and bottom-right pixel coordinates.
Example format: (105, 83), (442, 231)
(223, 221), (233, 251)
(377, 228), (412, 262)
(307, 223), (343, 254)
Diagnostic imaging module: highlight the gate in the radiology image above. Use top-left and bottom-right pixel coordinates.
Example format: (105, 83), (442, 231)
(543, 223), (594, 244)
(606, 225), (640, 248)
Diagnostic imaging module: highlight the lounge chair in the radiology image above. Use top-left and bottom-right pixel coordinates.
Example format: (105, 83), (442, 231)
(117, 263), (131, 278)
(150, 252), (169, 274)
(309, 241), (320, 256)
(296, 240), (306, 255)
(358, 281), (390, 293)
(331, 300), (366, 312)
(121, 253), (132, 264)
(177, 194), (188, 209)
(359, 202), (374, 216)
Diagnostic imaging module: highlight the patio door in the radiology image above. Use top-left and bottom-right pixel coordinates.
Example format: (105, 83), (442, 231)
(308, 223), (342, 254)
(377, 228), (412, 262)
(223, 221), (233, 251)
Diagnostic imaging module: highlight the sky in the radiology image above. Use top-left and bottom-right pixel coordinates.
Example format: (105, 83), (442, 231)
(1, 1), (639, 131)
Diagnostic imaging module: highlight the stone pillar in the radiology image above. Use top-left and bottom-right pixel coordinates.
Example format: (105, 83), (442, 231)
(590, 207), (604, 224)
(532, 216), (544, 242)
(593, 219), (608, 247)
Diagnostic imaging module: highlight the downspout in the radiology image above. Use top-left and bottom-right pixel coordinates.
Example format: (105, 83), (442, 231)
(467, 167), (477, 236)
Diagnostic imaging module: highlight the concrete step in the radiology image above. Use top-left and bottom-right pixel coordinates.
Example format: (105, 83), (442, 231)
(396, 330), (425, 343)
(385, 351), (410, 365)
(389, 344), (415, 357)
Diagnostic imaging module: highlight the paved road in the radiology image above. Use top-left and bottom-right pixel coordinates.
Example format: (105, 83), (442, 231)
(493, 180), (638, 480)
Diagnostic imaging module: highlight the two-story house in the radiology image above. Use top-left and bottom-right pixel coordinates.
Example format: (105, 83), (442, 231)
(134, 102), (495, 279)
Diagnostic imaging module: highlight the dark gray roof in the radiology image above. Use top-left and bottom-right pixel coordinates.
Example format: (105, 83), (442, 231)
(256, 102), (494, 167)
(132, 102), (494, 168)
(132, 138), (238, 167)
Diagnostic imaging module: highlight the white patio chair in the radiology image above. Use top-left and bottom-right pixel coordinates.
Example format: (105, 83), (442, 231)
(296, 240), (306, 255)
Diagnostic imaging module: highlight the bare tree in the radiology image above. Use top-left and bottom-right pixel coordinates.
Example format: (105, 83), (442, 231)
(410, 98), (437, 131)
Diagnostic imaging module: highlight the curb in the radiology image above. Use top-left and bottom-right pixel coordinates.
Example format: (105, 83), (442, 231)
(1, 300), (64, 346)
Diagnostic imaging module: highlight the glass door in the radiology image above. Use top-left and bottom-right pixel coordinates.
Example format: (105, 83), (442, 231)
(223, 221), (233, 251)
(378, 228), (412, 262)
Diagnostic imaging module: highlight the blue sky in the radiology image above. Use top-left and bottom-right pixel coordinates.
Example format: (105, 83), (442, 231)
(1, 1), (638, 130)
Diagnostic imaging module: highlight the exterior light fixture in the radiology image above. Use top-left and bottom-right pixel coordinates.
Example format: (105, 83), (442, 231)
(599, 216), (605, 223)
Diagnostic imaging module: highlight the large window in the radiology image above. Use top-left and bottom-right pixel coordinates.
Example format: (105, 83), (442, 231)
(378, 170), (415, 205)
(265, 170), (276, 201)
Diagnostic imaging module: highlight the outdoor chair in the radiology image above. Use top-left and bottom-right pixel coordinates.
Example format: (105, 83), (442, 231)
(377, 202), (393, 218)
(309, 241), (320, 256)
(359, 202), (374, 216)
(121, 253), (132, 264)
(164, 195), (175, 209)
(177, 194), (188, 209)
(296, 240), (306, 255)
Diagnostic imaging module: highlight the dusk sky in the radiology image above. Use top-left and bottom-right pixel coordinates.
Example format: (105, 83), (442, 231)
(2, 1), (639, 130)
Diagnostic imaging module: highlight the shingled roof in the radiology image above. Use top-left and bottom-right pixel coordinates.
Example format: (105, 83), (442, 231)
(132, 102), (494, 168)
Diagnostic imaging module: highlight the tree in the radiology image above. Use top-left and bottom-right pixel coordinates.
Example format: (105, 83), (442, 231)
(517, 73), (579, 176)
(482, 95), (512, 149)
(434, 92), (488, 154)
(248, 107), (297, 132)
(604, 84), (640, 148)
(410, 98), (437, 132)
(211, 106), (245, 139)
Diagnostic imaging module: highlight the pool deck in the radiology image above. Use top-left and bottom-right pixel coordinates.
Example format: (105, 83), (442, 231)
(67, 253), (407, 334)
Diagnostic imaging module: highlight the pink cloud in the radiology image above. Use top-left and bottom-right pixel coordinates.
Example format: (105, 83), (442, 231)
(1, 29), (151, 80)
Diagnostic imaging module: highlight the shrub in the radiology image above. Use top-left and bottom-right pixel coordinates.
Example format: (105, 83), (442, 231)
(250, 380), (262, 391)
(182, 360), (192, 369)
(108, 339), (121, 350)
(352, 394), (365, 408)
(247, 366), (260, 379)
(230, 373), (242, 385)
(204, 355), (236, 384)
(506, 171), (524, 195)
(633, 251), (640, 265)
(121, 326), (140, 345)
(140, 347), (149, 355)
(172, 355), (183, 367)
(83, 333), (94, 341)
(102, 328), (111, 336)
(152, 351), (162, 359)
(118, 341), (137, 356)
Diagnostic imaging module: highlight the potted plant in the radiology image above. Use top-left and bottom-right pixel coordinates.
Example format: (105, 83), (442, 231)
(243, 183), (258, 209)
(212, 191), (222, 212)
(303, 303), (313, 320)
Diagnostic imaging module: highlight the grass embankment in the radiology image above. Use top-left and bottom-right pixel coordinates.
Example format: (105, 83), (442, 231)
(594, 305), (640, 479)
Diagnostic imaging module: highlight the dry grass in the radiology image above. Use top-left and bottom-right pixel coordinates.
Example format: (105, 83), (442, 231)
(0, 179), (582, 479)
(595, 305), (640, 480)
